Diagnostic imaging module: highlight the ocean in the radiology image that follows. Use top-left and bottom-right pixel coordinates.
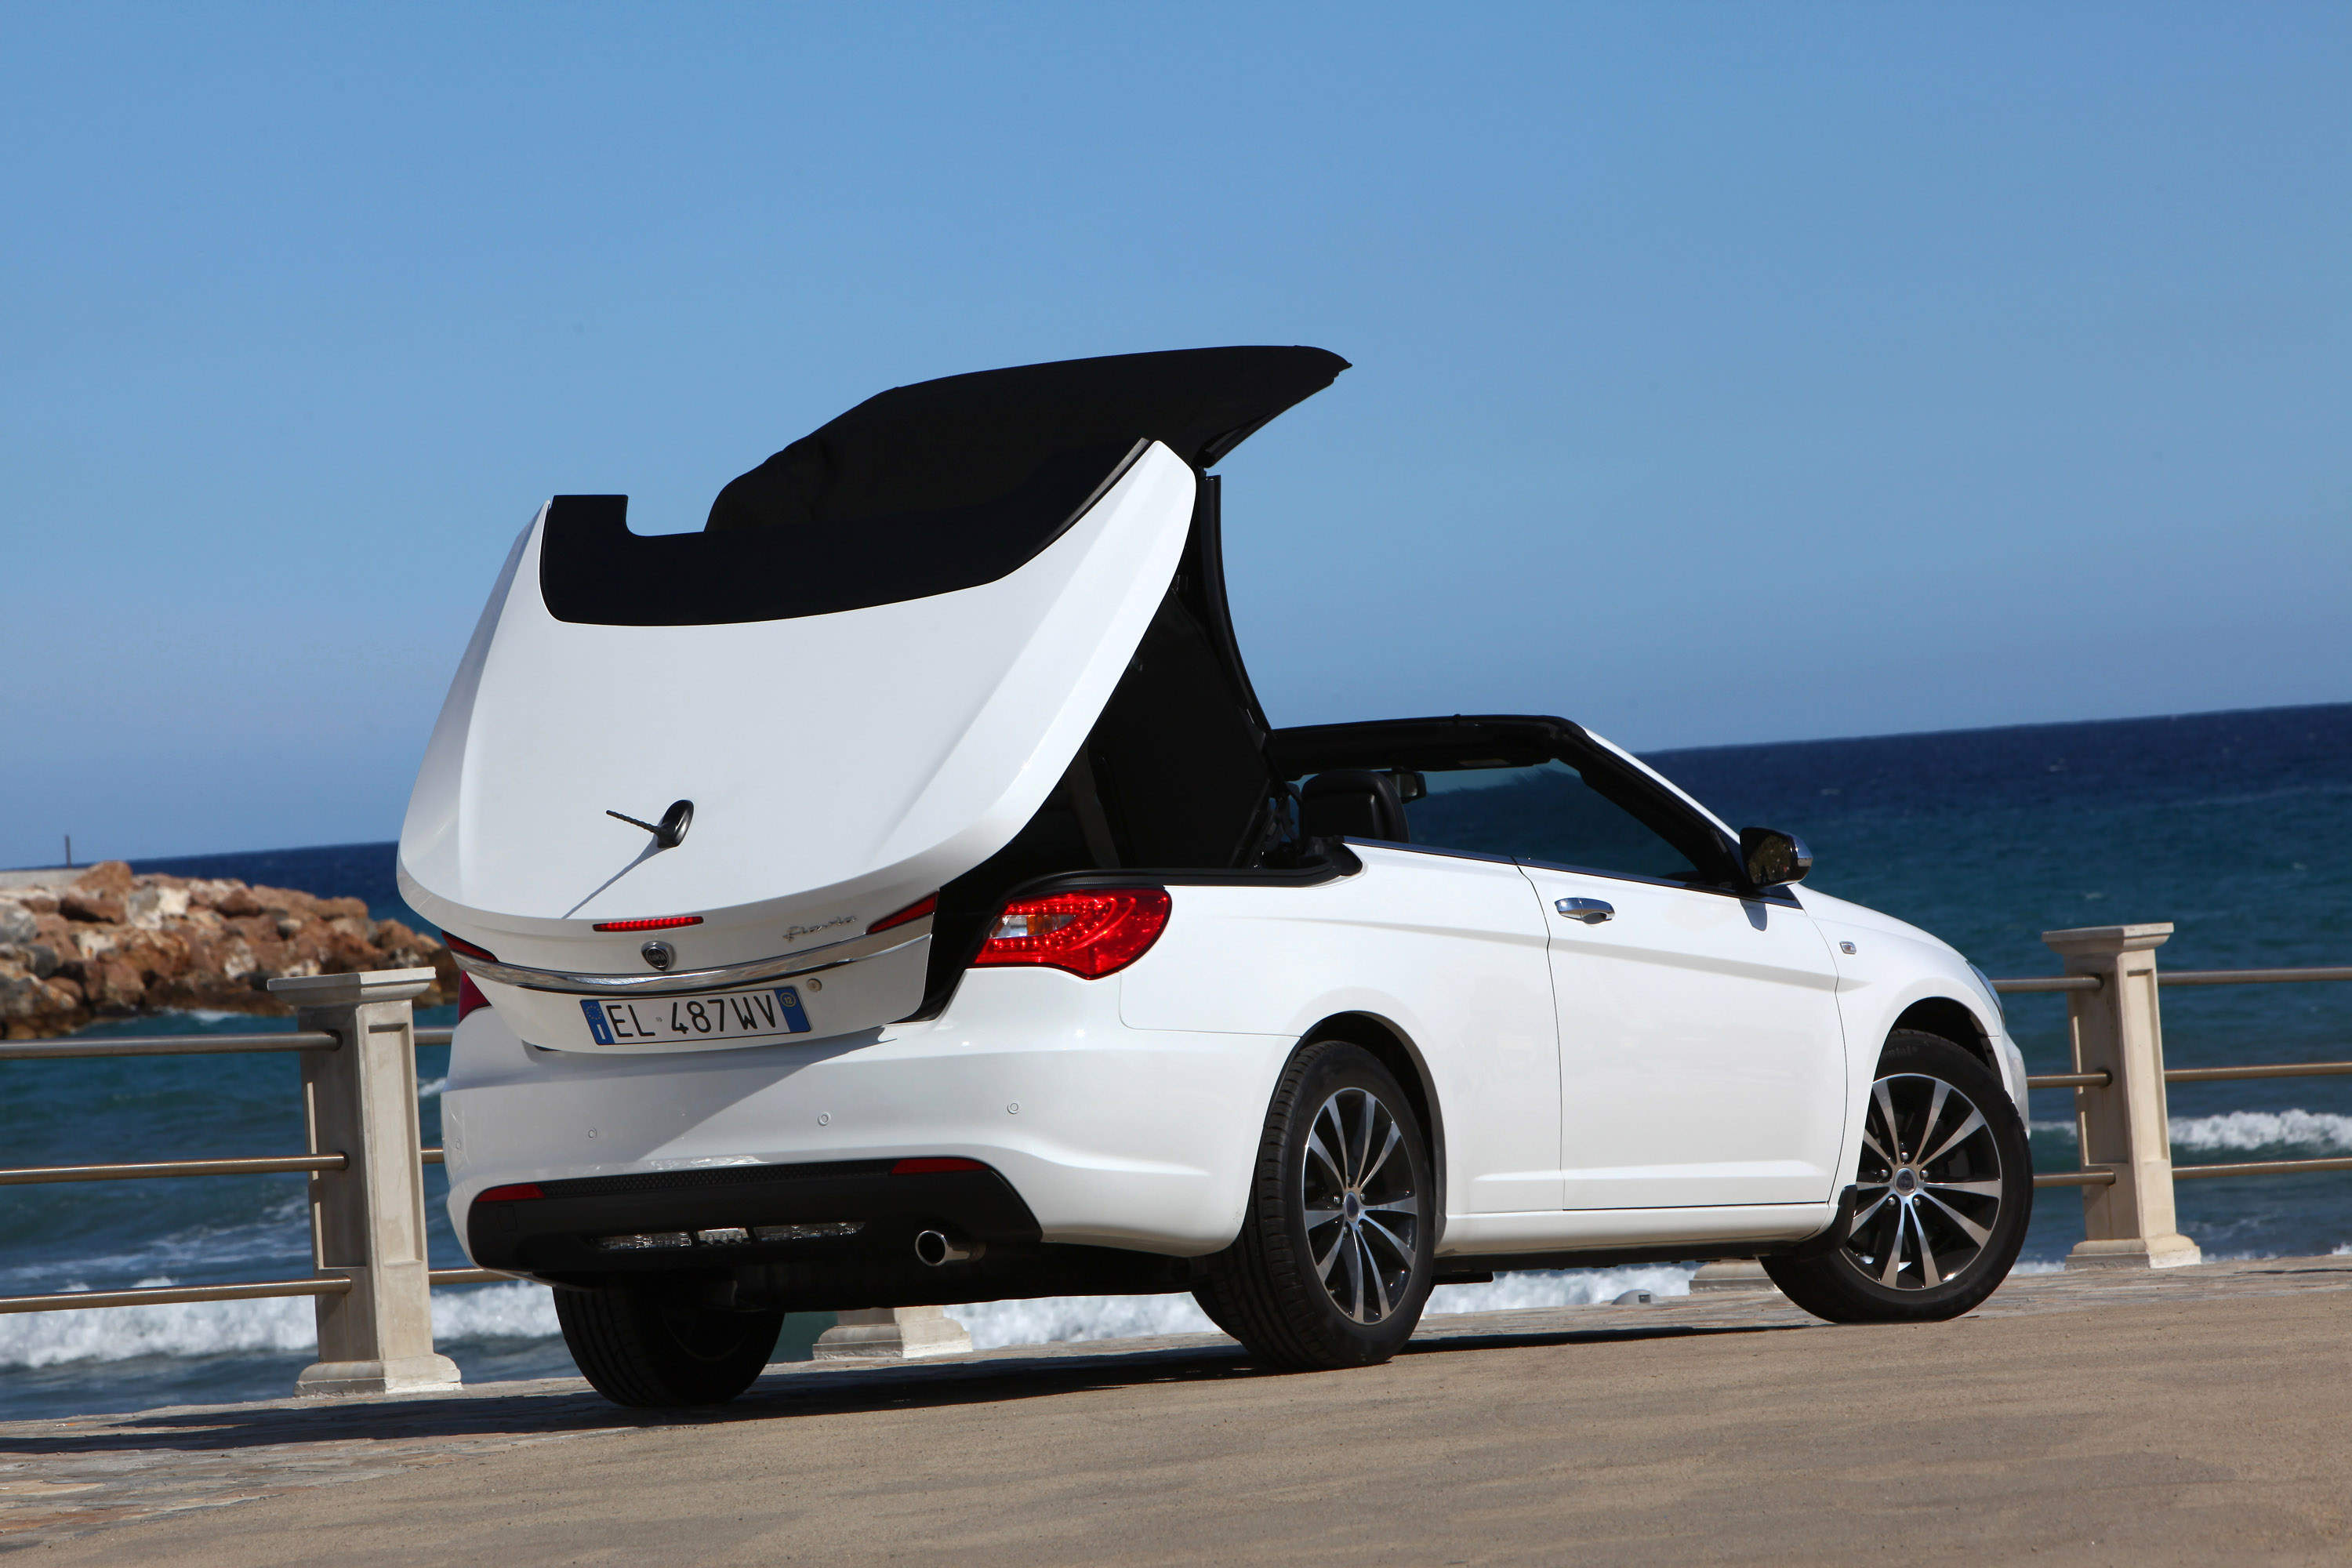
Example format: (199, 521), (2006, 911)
(5, 702), (2347, 1419)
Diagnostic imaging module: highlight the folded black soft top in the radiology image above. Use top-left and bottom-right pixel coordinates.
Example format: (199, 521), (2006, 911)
(706, 346), (1349, 533)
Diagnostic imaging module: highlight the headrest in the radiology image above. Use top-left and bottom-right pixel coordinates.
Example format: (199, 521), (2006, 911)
(1298, 770), (1410, 844)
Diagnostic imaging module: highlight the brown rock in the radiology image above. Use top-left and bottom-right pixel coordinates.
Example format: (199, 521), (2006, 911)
(210, 886), (262, 916)
(73, 861), (136, 898)
(87, 956), (146, 1011)
(252, 885), (318, 916)
(318, 896), (369, 921)
(60, 891), (126, 923)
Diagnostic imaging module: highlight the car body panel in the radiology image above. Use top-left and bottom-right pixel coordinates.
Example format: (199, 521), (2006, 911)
(1118, 847), (1563, 1213)
(1517, 864), (1850, 1208)
(401, 442), (1196, 1044)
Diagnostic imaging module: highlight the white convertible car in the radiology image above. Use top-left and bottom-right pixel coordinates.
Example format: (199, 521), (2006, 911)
(401, 347), (2032, 1407)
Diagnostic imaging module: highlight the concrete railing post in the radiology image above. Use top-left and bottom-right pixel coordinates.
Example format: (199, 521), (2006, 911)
(2042, 924), (2201, 1270)
(268, 968), (463, 1395)
(812, 1307), (974, 1361)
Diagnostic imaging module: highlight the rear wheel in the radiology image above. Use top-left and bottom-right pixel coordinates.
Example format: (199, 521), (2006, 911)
(1199, 1040), (1434, 1370)
(554, 1280), (783, 1407)
(1764, 1031), (2032, 1323)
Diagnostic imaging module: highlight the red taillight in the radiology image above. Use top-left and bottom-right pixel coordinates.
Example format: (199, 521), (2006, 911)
(971, 887), (1170, 978)
(591, 915), (704, 933)
(441, 932), (498, 964)
(891, 1157), (987, 1175)
(868, 893), (938, 935)
(477, 1183), (543, 1203)
(457, 973), (491, 1022)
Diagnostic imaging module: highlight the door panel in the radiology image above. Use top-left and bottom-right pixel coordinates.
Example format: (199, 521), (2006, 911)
(1520, 866), (1848, 1208)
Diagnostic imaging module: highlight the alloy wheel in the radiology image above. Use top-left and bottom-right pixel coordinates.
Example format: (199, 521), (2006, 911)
(1302, 1086), (1421, 1323)
(1847, 1071), (2006, 1290)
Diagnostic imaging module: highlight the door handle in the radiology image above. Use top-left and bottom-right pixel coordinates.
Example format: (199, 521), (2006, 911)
(1555, 897), (1614, 924)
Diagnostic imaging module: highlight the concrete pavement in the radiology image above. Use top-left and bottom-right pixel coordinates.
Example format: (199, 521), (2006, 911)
(5, 1257), (2350, 1564)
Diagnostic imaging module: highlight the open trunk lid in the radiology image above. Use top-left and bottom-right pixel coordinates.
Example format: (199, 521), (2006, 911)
(398, 347), (1345, 1051)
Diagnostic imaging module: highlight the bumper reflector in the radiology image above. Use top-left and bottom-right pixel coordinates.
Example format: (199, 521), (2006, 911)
(891, 1157), (988, 1175)
(753, 1221), (864, 1242)
(477, 1183), (543, 1203)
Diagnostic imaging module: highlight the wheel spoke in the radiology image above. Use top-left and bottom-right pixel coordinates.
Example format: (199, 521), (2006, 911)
(1352, 1094), (1381, 1188)
(1304, 1207), (1346, 1228)
(1871, 1080), (1901, 1160)
(1921, 1191), (1993, 1248)
(1910, 1203), (1941, 1283)
(1358, 1213), (1414, 1264)
(1849, 1188), (1894, 1232)
(1342, 1224), (1367, 1320)
(1363, 1192), (1419, 1216)
(1359, 1121), (1403, 1189)
(1921, 1178), (2002, 1199)
(1879, 1214), (1907, 1287)
(1306, 1125), (1345, 1189)
(1916, 1079), (1951, 1164)
(1314, 1227), (1348, 1280)
(1364, 1232), (1394, 1320)
(1920, 1107), (1988, 1171)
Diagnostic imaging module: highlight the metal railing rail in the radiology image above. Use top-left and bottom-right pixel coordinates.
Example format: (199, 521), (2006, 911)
(0, 971), (481, 1390)
(1990, 931), (2352, 1254)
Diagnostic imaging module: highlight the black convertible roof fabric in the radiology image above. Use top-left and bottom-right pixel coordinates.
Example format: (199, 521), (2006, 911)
(704, 346), (1348, 533)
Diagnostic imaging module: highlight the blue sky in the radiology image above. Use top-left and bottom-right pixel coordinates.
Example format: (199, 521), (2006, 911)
(4, 3), (2347, 866)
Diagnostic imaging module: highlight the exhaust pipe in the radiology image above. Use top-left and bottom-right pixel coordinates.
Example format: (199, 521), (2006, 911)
(915, 1229), (984, 1266)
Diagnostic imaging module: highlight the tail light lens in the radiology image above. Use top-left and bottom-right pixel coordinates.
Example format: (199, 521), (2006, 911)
(441, 932), (498, 964)
(972, 887), (1170, 978)
(457, 972), (491, 1022)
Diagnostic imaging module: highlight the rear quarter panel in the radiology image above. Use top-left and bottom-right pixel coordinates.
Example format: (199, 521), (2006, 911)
(1117, 848), (1563, 1218)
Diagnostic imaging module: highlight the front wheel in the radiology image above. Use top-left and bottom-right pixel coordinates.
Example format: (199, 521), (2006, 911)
(554, 1279), (783, 1407)
(1199, 1040), (1435, 1370)
(1765, 1030), (2033, 1323)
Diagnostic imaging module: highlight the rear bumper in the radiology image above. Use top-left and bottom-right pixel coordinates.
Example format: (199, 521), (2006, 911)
(463, 1155), (1203, 1308)
(440, 965), (1293, 1269)
(466, 1157), (1040, 1275)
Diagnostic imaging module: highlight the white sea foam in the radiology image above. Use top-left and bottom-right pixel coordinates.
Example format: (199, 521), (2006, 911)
(945, 1266), (1701, 1350)
(948, 1294), (1218, 1348)
(2166, 1109), (2352, 1153)
(417, 1076), (448, 1098)
(1427, 1264), (1695, 1312)
(2031, 1110), (2352, 1154)
(0, 1281), (560, 1370)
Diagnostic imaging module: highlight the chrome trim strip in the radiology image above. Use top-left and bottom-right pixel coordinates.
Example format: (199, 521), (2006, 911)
(453, 924), (930, 996)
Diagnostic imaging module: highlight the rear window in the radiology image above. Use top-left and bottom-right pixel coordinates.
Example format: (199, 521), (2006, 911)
(539, 442), (1136, 626)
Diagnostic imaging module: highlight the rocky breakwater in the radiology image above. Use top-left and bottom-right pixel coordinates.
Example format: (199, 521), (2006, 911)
(0, 862), (458, 1040)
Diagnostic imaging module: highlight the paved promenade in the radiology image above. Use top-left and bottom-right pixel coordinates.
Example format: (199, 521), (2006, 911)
(4, 1258), (2349, 1565)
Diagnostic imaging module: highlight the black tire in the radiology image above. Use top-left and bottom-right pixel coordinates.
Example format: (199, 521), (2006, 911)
(554, 1279), (784, 1407)
(1201, 1040), (1435, 1370)
(1764, 1030), (2033, 1323)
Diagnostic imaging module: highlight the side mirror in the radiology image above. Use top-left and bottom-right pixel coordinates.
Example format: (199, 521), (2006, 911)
(1740, 826), (1813, 889)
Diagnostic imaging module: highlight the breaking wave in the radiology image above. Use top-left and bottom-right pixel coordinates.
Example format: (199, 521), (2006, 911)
(2166, 1109), (2352, 1154)
(2031, 1110), (2352, 1155)
(0, 1282), (559, 1370)
(946, 1265), (1700, 1351)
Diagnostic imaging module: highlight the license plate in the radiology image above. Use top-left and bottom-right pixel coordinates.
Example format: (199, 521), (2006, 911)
(579, 986), (812, 1047)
